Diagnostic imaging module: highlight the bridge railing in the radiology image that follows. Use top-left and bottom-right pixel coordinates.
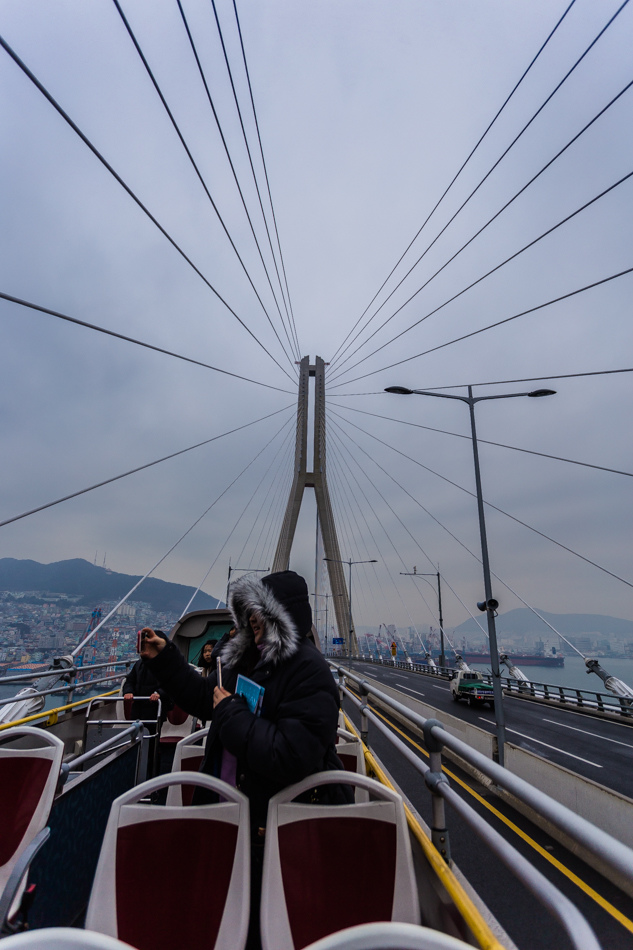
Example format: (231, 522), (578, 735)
(332, 661), (633, 949)
(327, 653), (633, 719)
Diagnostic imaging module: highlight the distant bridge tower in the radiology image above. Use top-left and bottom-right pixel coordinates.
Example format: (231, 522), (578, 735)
(272, 356), (358, 654)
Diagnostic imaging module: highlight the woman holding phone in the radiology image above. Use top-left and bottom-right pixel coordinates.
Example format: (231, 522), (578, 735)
(140, 570), (350, 947)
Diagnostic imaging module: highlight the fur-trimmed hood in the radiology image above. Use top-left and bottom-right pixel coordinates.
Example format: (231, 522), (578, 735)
(222, 572), (305, 668)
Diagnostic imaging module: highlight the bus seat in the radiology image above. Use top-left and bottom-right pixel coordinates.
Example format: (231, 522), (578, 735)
(301, 921), (478, 949)
(0, 927), (140, 948)
(86, 772), (250, 950)
(260, 771), (420, 950)
(158, 705), (192, 745)
(0, 727), (63, 921)
(166, 728), (209, 806)
(335, 731), (368, 803)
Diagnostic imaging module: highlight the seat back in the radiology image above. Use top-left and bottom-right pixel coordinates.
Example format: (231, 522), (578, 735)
(335, 730), (368, 803)
(0, 727), (64, 897)
(86, 772), (249, 950)
(166, 728), (209, 806)
(261, 771), (419, 950)
(300, 921), (479, 949)
(158, 705), (194, 745)
(0, 927), (144, 949)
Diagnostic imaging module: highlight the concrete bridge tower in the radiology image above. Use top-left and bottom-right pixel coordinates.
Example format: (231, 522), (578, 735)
(271, 356), (358, 654)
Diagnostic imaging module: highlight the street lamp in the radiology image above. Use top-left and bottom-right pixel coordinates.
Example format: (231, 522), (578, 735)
(386, 384), (555, 766)
(400, 567), (446, 667)
(226, 560), (270, 605)
(310, 592), (343, 654)
(323, 557), (377, 656)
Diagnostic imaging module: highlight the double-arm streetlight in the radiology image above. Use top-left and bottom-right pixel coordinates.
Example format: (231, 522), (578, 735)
(226, 560), (269, 605)
(400, 567), (446, 666)
(386, 384), (555, 766)
(323, 557), (377, 656)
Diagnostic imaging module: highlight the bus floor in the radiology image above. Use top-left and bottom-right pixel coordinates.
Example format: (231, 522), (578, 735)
(342, 697), (633, 950)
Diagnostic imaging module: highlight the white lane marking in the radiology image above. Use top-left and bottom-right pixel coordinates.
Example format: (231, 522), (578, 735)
(542, 718), (633, 750)
(480, 722), (602, 768)
(397, 684), (425, 697)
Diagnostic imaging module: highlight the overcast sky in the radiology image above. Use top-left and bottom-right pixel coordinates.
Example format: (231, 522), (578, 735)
(0, 0), (631, 642)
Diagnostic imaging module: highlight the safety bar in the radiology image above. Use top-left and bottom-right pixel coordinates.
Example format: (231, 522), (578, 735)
(342, 683), (601, 950)
(0, 827), (51, 930)
(344, 654), (633, 717)
(58, 721), (144, 788)
(0, 658), (134, 685)
(333, 663), (633, 891)
(0, 673), (126, 708)
(0, 688), (120, 732)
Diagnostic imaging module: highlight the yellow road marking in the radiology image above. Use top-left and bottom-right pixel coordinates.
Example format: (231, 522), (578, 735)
(348, 688), (633, 935)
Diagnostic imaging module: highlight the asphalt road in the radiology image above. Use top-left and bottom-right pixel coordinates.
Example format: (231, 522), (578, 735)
(341, 680), (633, 950)
(347, 660), (633, 799)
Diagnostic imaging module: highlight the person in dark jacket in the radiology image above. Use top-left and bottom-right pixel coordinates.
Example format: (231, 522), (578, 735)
(141, 571), (349, 950)
(210, 627), (236, 662)
(140, 572), (349, 825)
(196, 639), (215, 677)
(123, 630), (173, 723)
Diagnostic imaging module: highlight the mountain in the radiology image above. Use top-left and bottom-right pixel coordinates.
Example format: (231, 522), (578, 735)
(0, 558), (223, 614)
(453, 608), (633, 639)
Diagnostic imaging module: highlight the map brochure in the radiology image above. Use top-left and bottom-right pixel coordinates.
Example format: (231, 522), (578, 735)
(235, 674), (265, 716)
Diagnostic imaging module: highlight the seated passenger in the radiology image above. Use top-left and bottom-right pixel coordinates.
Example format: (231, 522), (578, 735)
(196, 639), (215, 677)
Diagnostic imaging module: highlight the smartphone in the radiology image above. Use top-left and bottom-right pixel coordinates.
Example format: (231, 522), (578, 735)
(136, 630), (142, 652)
(216, 657), (223, 690)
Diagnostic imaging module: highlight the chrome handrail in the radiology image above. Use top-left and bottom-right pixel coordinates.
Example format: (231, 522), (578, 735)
(336, 670), (602, 950)
(332, 662), (633, 889)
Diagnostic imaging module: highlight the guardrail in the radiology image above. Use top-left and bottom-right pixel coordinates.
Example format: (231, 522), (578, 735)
(0, 657), (135, 685)
(331, 660), (633, 941)
(0, 688), (120, 731)
(328, 653), (633, 719)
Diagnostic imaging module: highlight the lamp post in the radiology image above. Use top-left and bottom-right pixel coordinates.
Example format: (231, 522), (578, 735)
(310, 592), (343, 654)
(400, 567), (446, 667)
(386, 384), (555, 766)
(226, 559), (270, 606)
(323, 557), (377, 657)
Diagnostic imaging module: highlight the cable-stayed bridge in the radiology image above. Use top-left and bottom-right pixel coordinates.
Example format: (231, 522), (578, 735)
(1, 3), (633, 947)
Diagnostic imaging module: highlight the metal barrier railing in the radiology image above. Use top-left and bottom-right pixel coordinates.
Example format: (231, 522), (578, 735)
(58, 720), (144, 788)
(0, 657), (135, 685)
(332, 661), (633, 950)
(0, 688), (120, 731)
(329, 653), (633, 718)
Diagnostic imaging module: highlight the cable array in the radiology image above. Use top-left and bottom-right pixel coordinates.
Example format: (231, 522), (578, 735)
(329, 1), (631, 379)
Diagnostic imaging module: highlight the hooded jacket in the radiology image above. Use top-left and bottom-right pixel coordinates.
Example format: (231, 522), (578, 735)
(144, 571), (348, 825)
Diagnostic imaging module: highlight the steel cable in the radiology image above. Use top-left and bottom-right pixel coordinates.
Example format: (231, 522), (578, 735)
(0, 33), (296, 383)
(329, 0), (631, 376)
(328, 0), (579, 368)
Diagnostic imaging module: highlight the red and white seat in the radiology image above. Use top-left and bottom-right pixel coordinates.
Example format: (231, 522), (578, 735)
(301, 922), (478, 950)
(158, 705), (194, 746)
(0, 928), (138, 949)
(166, 727), (209, 806)
(260, 771), (420, 950)
(86, 772), (250, 950)
(0, 727), (64, 917)
(335, 729), (368, 803)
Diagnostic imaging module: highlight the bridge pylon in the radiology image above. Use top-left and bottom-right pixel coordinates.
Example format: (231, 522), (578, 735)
(272, 356), (358, 655)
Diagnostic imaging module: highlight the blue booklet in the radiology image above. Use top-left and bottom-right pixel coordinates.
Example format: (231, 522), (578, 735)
(235, 674), (265, 716)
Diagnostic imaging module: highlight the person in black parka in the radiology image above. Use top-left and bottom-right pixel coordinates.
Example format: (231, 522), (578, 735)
(122, 630), (173, 723)
(140, 571), (350, 828)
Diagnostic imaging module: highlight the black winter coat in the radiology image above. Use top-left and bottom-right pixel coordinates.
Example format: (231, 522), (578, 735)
(145, 612), (348, 826)
(122, 659), (173, 721)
